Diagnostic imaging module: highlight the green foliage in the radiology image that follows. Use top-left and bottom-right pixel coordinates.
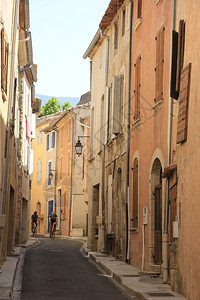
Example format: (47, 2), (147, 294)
(62, 101), (72, 111)
(39, 97), (72, 117)
(39, 97), (61, 117)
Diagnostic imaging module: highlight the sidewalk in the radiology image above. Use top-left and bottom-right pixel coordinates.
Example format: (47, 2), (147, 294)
(83, 247), (188, 300)
(0, 238), (38, 300)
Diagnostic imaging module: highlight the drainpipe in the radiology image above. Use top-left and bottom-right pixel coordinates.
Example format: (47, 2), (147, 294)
(126, 0), (133, 263)
(163, 0), (176, 283)
(1, 0), (20, 214)
(66, 112), (74, 236)
(53, 126), (59, 227)
(99, 28), (109, 251)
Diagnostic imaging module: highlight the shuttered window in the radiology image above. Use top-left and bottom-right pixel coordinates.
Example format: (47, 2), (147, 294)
(48, 161), (52, 185)
(37, 159), (42, 183)
(1, 28), (9, 95)
(176, 20), (185, 92)
(170, 20), (185, 100)
(90, 108), (94, 158)
(132, 159), (139, 228)
(38, 130), (42, 144)
(114, 22), (118, 50)
(52, 132), (55, 148)
(134, 55), (141, 120)
(46, 134), (49, 151)
(177, 63), (191, 144)
(113, 75), (124, 135)
(122, 9), (126, 37)
(155, 26), (165, 103)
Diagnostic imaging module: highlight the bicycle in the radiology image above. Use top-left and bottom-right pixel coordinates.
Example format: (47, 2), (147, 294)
(50, 223), (56, 240)
(32, 223), (37, 237)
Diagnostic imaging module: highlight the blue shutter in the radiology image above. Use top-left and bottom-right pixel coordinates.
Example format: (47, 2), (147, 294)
(48, 161), (52, 185)
(46, 134), (49, 150)
(52, 132), (55, 148)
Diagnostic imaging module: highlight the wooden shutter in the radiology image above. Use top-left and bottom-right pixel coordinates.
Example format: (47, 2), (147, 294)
(52, 132), (55, 148)
(113, 75), (124, 135)
(37, 159), (41, 183)
(134, 56), (141, 120)
(132, 159), (138, 228)
(177, 63), (191, 144)
(114, 22), (118, 50)
(46, 134), (49, 150)
(155, 26), (164, 103)
(1, 28), (9, 95)
(48, 161), (52, 185)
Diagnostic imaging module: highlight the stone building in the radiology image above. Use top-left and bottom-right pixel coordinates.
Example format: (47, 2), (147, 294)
(42, 98), (90, 237)
(128, 0), (171, 281)
(0, 0), (37, 265)
(84, 0), (131, 260)
(30, 112), (62, 235)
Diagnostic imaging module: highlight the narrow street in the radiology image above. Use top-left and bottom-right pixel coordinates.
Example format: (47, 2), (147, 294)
(21, 238), (137, 300)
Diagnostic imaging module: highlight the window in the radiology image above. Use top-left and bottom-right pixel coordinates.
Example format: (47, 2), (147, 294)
(1, 28), (9, 96)
(170, 20), (185, 100)
(113, 75), (124, 135)
(138, 0), (142, 18)
(90, 108), (94, 158)
(134, 55), (141, 120)
(46, 134), (49, 151)
(48, 161), (52, 185)
(122, 9), (126, 37)
(38, 130), (42, 144)
(132, 158), (139, 228)
(114, 22), (118, 51)
(37, 159), (42, 183)
(100, 95), (105, 149)
(52, 132), (55, 148)
(155, 26), (165, 103)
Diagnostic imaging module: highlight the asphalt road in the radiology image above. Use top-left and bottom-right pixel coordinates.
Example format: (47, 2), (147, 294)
(21, 238), (137, 300)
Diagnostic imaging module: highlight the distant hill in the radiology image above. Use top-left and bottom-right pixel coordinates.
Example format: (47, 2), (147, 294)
(36, 94), (80, 107)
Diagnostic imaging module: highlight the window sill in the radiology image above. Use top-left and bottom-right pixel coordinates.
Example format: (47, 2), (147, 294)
(132, 118), (141, 129)
(152, 99), (163, 111)
(133, 18), (143, 31)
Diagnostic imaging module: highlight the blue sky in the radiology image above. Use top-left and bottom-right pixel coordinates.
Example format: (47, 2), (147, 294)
(29, 0), (110, 98)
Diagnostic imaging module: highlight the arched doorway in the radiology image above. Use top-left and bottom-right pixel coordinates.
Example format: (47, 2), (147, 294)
(151, 158), (162, 265)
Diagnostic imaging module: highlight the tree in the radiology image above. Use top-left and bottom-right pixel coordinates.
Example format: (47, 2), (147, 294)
(62, 101), (72, 111)
(39, 97), (61, 117)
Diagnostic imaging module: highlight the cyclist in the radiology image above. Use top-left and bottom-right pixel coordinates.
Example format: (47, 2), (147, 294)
(31, 211), (38, 235)
(49, 211), (58, 237)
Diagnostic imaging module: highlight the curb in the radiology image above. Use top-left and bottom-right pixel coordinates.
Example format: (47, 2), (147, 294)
(86, 250), (187, 300)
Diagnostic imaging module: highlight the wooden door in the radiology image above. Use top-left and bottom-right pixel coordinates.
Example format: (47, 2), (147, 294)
(154, 185), (162, 264)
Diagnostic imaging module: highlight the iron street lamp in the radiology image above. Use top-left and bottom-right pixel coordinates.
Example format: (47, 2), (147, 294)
(49, 169), (56, 181)
(75, 136), (90, 156)
(75, 139), (83, 156)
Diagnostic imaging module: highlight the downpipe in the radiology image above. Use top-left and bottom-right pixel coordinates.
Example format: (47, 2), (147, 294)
(126, 0), (133, 263)
(163, 0), (176, 283)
